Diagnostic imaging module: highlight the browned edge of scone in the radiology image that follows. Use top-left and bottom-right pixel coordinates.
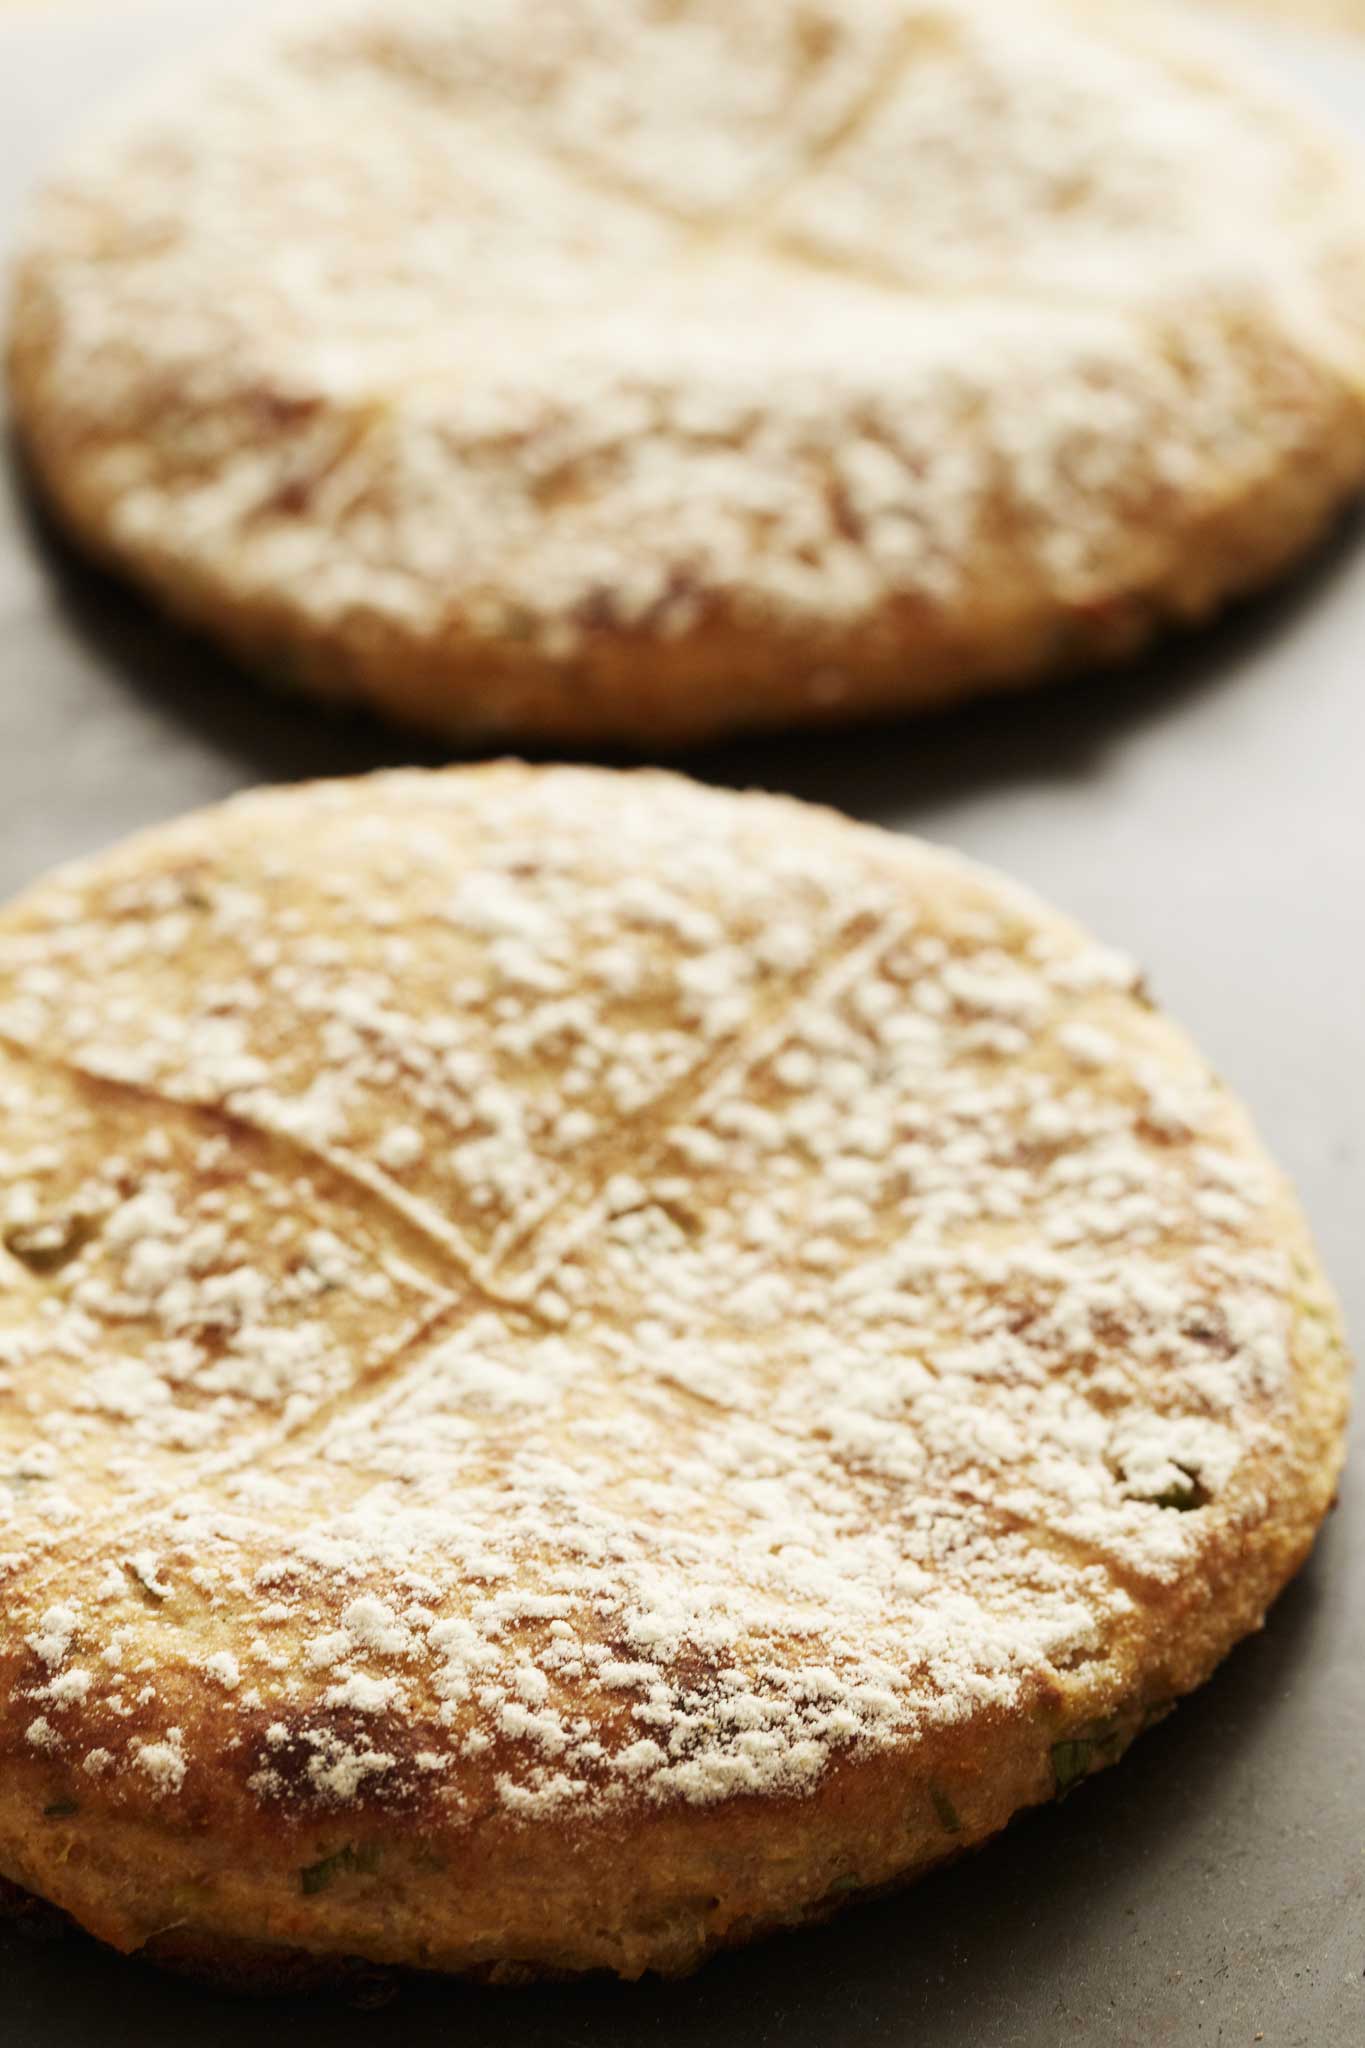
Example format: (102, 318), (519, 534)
(8, 242), (1365, 750)
(0, 1216), (1347, 1988)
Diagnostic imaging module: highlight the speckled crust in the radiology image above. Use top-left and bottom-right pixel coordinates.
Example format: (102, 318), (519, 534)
(0, 767), (1351, 1982)
(10, 0), (1365, 747)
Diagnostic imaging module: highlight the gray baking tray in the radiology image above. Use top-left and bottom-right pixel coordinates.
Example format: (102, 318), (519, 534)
(1, 5), (1362, 2043)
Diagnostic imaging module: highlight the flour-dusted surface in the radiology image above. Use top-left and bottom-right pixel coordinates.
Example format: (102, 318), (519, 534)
(0, 768), (1347, 1984)
(10, 0), (1365, 744)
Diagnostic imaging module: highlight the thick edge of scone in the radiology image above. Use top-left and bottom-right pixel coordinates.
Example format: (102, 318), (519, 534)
(8, 307), (1365, 751)
(0, 1217), (1348, 1987)
(0, 769), (1351, 1985)
(9, 4), (1365, 748)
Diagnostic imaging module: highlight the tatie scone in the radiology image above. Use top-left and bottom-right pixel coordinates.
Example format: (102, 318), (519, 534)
(10, 0), (1365, 746)
(0, 767), (1350, 1982)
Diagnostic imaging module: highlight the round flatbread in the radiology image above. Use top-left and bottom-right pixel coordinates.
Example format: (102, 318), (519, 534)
(0, 765), (1349, 1982)
(10, 0), (1365, 747)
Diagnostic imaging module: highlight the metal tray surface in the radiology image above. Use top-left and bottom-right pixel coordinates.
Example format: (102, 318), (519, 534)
(0, 7), (1361, 2044)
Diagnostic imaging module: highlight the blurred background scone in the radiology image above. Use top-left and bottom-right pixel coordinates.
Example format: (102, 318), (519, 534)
(10, 0), (1365, 747)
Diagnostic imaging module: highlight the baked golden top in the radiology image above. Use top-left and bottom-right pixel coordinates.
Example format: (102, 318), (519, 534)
(0, 767), (1343, 1837)
(10, 0), (1365, 744)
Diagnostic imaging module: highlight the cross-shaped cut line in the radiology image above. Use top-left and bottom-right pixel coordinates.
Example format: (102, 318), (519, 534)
(0, 884), (914, 1574)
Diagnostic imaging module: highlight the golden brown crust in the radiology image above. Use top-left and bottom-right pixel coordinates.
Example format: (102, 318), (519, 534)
(10, 386), (1365, 753)
(0, 766), (1351, 1980)
(10, 0), (1365, 746)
